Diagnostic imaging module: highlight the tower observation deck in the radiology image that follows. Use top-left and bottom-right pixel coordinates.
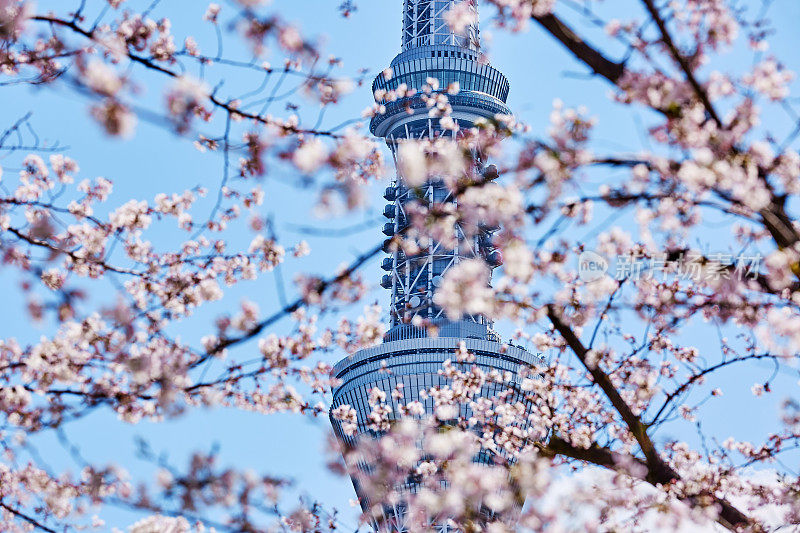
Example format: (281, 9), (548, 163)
(330, 2), (539, 530)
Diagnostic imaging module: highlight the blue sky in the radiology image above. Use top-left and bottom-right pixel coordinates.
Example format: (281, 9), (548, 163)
(1, 0), (800, 528)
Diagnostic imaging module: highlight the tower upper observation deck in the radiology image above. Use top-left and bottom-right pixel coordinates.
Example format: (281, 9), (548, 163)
(370, 0), (510, 140)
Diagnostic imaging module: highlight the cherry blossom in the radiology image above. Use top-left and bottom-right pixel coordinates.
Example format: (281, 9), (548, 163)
(0, 0), (798, 531)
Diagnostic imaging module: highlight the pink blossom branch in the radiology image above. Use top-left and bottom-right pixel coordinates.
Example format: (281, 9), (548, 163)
(546, 305), (754, 531)
(6, 226), (144, 277)
(30, 15), (344, 139)
(201, 241), (383, 359)
(532, 11), (800, 277)
(639, 0), (724, 127)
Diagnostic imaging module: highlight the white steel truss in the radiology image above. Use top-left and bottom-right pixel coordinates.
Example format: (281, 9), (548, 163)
(401, 0), (479, 51)
(382, 118), (498, 329)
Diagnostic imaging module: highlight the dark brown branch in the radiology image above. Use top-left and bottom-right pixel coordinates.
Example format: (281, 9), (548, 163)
(547, 305), (660, 465)
(640, 0), (723, 127)
(0, 502), (57, 533)
(546, 305), (753, 531)
(538, 437), (757, 531)
(538, 435), (645, 471)
(759, 201), (800, 250)
(532, 13), (625, 83)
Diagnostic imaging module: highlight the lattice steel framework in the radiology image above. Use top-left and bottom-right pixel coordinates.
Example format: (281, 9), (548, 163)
(330, 2), (534, 531)
(380, 168), (501, 330)
(372, 4), (511, 331)
(402, 0), (479, 51)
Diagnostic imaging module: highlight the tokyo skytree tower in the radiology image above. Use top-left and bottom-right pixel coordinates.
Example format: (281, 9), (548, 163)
(330, 1), (539, 530)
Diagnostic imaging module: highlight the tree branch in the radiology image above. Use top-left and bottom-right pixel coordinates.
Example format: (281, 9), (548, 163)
(531, 11), (800, 280)
(0, 502), (57, 533)
(545, 305), (753, 531)
(202, 242), (383, 358)
(532, 13), (626, 83)
(30, 15), (342, 138)
(538, 437), (757, 531)
(648, 353), (780, 426)
(640, 0), (723, 127)
(547, 305), (660, 465)
(538, 435), (645, 471)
